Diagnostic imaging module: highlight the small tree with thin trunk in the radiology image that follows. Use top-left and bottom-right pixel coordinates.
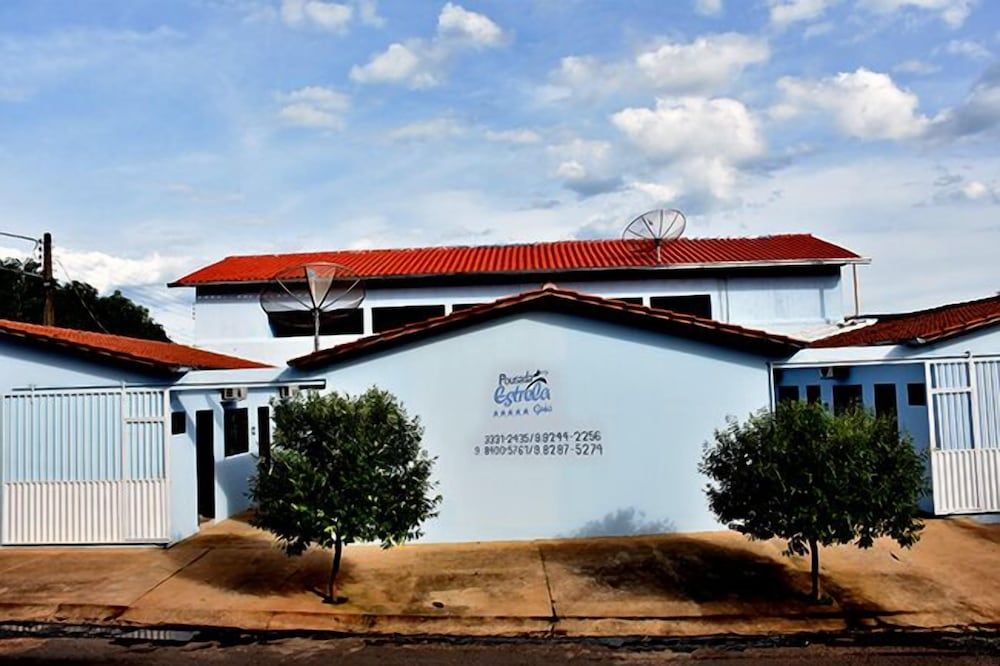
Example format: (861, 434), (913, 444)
(699, 399), (926, 602)
(249, 389), (441, 603)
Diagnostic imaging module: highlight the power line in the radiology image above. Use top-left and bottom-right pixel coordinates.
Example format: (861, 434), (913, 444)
(54, 257), (110, 334)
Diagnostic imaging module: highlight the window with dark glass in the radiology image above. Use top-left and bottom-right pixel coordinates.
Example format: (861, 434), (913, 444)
(806, 384), (822, 404)
(267, 309), (364, 337)
(257, 406), (271, 462)
(171, 412), (186, 435)
(874, 384), (898, 418)
(648, 295), (712, 319)
(907, 382), (927, 406)
(372, 305), (446, 333)
(776, 385), (800, 403)
(614, 297), (644, 305)
(224, 408), (250, 457)
(832, 384), (863, 415)
(451, 303), (480, 312)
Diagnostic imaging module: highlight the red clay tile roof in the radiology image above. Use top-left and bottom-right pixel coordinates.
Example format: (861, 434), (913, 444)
(289, 286), (804, 368)
(0, 319), (270, 372)
(812, 294), (1000, 347)
(171, 235), (865, 287)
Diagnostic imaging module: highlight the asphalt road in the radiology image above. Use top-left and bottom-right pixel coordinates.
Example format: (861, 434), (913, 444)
(0, 636), (998, 665)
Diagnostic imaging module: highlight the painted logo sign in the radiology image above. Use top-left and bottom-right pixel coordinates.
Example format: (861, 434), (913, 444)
(493, 369), (552, 417)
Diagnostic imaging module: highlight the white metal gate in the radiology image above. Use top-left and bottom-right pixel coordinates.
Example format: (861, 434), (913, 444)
(928, 357), (1000, 514)
(1, 387), (170, 545)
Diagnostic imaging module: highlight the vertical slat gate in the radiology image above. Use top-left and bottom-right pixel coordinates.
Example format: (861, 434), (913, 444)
(1, 387), (169, 545)
(929, 357), (1000, 514)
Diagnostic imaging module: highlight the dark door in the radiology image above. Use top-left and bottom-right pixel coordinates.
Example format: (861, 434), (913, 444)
(195, 410), (216, 520)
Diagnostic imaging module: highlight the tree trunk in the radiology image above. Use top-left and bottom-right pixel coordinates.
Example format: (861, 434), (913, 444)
(809, 537), (821, 602)
(326, 533), (343, 603)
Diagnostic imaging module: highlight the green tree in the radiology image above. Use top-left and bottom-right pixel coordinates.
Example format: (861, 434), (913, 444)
(0, 257), (168, 341)
(249, 389), (441, 603)
(699, 400), (927, 602)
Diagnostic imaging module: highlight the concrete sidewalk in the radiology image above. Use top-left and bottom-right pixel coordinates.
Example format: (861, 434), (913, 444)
(0, 516), (997, 637)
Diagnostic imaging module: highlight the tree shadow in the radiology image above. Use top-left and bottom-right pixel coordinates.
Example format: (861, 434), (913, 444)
(161, 520), (351, 600)
(548, 536), (808, 604)
(541, 534), (935, 627)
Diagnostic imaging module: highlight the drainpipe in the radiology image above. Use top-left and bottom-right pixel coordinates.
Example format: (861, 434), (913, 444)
(852, 264), (861, 318)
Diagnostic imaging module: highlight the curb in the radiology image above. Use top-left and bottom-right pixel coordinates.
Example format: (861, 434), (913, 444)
(2, 602), (999, 640)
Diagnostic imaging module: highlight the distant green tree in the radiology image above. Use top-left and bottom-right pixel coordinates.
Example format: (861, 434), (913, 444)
(0, 257), (168, 341)
(249, 389), (441, 603)
(700, 400), (927, 602)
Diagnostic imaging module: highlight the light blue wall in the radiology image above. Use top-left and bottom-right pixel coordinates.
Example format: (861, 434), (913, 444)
(172, 387), (276, 538)
(192, 270), (846, 365)
(287, 311), (779, 543)
(775, 363), (933, 512)
(0, 339), (158, 394)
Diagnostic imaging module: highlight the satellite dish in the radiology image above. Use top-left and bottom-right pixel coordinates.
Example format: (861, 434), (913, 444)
(622, 209), (686, 263)
(259, 262), (366, 352)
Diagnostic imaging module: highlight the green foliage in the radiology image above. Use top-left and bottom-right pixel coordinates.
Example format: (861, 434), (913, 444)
(0, 257), (168, 341)
(700, 400), (927, 559)
(249, 389), (441, 556)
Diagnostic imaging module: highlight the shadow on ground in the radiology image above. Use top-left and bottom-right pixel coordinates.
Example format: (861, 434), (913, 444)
(162, 514), (346, 601)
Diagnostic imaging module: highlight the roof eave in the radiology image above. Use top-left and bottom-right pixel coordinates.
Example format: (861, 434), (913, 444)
(171, 257), (870, 289)
(289, 290), (802, 370)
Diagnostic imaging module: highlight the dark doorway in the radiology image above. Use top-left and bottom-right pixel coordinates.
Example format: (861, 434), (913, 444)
(195, 410), (216, 520)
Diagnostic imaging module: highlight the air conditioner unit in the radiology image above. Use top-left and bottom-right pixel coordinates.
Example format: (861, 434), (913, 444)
(220, 387), (248, 402)
(819, 366), (849, 381)
(278, 385), (300, 400)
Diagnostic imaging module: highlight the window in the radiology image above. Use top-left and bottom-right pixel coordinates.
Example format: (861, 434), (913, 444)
(874, 384), (898, 418)
(614, 297), (644, 305)
(649, 295), (712, 319)
(372, 305), (446, 333)
(171, 412), (186, 435)
(776, 385), (800, 403)
(268, 310), (364, 337)
(907, 382), (927, 406)
(806, 385), (822, 404)
(874, 383), (899, 436)
(832, 384), (863, 415)
(451, 303), (480, 312)
(257, 406), (271, 462)
(224, 408), (250, 457)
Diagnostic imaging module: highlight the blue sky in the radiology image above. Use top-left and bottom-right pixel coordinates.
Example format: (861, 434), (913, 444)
(0, 0), (997, 340)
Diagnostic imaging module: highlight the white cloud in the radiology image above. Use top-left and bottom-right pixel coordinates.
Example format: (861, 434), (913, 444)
(484, 128), (542, 144)
(802, 21), (835, 38)
(40, 248), (192, 294)
(961, 180), (991, 199)
(610, 96), (765, 204)
(857, 0), (978, 28)
(611, 96), (765, 163)
(776, 68), (929, 140)
(437, 2), (506, 47)
(927, 64), (1000, 139)
(636, 33), (770, 90)
(350, 3), (506, 88)
(544, 33), (769, 102)
(628, 180), (682, 204)
(547, 138), (623, 197)
(357, 0), (385, 27)
(893, 59), (941, 74)
(386, 117), (467, 142)
(694, 0), (724, 16)
(280, 0), (353, 33)
(769, 0), (839, 31)
(350, 42), (442, 88)
(276, 85), (350, 129)
(942, 39), (991, 60)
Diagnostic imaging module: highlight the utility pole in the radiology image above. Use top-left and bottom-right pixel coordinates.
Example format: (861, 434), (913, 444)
(42, 232), (55, 326)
